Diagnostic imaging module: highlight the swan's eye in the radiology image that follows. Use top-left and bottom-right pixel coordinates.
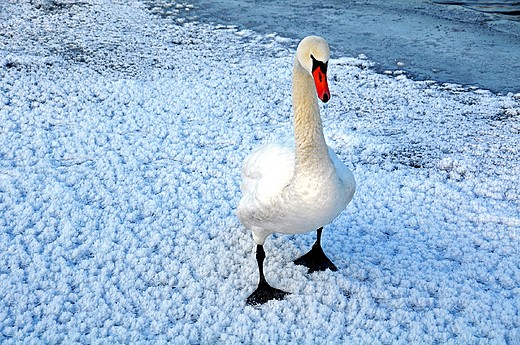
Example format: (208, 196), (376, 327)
(311, 54), (328, 75)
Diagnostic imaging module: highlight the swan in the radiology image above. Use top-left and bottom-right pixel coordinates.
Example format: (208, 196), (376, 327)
(237, 36), (356, 305)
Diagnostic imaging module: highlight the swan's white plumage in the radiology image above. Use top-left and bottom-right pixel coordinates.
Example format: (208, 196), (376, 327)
(237, 36), (355, 245)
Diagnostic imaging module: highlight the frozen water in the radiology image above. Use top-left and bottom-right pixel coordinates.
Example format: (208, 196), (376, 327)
(169, 0), (520, 94)
(0, 0), (519, 343)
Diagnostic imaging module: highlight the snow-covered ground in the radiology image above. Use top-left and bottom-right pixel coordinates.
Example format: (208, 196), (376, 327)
(1, 0), (519, 343)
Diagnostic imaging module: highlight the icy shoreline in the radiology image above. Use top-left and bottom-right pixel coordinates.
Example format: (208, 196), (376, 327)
(1, 0), (519, 343)
(157, 0), (520, 94)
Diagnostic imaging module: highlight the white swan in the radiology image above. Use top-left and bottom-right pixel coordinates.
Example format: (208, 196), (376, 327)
(237, 36), (356, 305)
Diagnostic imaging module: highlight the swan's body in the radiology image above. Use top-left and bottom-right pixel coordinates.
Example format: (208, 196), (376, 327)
(238, 139), (354, 244)
(237, 36), (355, 305)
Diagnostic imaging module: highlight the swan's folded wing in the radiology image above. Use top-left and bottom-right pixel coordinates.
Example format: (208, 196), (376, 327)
(241, 140), (295, 202)
(328, 147), (356, 192)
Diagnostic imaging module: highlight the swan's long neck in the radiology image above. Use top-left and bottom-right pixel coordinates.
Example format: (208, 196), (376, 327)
(292, 57), (332, 176)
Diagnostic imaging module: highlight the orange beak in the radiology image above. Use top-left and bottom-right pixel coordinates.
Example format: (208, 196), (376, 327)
(312, 66), (330, 103)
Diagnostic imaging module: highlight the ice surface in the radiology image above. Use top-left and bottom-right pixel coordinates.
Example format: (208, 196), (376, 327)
(0, 0), (519, 343)
(175, 0), (520, 93)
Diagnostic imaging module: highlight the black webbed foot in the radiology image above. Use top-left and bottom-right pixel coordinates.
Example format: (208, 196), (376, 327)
(247, 280), (289, 305)
(294, 227), (338, 273)
(247, 244), (289, 306)
(294, 242), (338, 273)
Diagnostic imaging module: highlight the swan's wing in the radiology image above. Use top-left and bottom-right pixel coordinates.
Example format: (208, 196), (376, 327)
(238, 140), (295, 231)
(241, 140), (295, 201)
(328, 147), (356, 188)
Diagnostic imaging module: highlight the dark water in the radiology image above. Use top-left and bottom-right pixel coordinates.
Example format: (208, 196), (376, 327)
(151, 0), (520, 93)
(433, 1), (520, 20)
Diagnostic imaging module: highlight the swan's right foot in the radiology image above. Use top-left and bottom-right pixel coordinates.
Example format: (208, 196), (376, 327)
(247, 244), (289, 305)
(247, 280), (289, 305)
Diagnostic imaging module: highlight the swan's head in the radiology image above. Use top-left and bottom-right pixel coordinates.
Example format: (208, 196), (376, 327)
(296, 36), (331, 103)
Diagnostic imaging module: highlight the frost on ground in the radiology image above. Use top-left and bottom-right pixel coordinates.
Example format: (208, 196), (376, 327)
(1, 0), (519, 344)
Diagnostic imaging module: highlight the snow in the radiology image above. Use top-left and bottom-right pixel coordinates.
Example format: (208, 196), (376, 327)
(1, 0), (519, 344)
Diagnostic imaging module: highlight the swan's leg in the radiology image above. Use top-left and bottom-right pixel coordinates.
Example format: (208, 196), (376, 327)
(247, 245), (289, 305)
(294, 227), (338, 273)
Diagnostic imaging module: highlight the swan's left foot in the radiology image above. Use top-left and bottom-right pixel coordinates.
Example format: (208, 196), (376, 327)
(294, 227), (338, 273)
(294, 243), (337, 273)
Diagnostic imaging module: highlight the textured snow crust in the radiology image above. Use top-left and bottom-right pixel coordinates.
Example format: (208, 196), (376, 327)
(1, 0), (519, 343)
